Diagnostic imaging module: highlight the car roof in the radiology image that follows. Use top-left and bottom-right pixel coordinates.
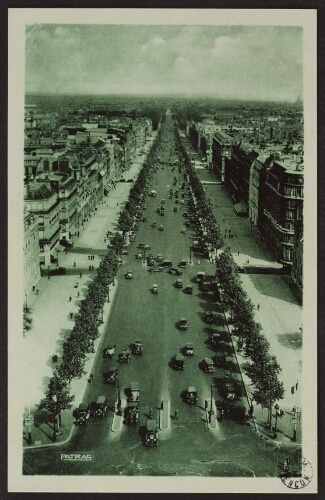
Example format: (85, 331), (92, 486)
(146, 419), (157, 430)
(188, 386), (196, 392)
(96, 395), (106, 404)
(204, 357), (214, 364)
(180, 317), (187, 321)
(185, 343), (194, 348)
(79, 402), (89, 410)
(109, 366), (117, 372)
(175, 354), (185, 361)
(130, 382), (139, 390)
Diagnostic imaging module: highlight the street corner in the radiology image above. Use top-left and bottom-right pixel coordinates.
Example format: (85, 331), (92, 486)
(159, 399), (170, 431)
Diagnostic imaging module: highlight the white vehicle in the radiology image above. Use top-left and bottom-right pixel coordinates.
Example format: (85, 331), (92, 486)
(151, 190), (157, 197)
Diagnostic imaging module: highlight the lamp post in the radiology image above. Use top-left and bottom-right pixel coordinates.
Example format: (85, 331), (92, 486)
(209, 383), (215, 423)
(48, 265), (51, 279)
(117, 383), (121, 415)
(107, 286), (110, 303)
(25, 293), (28, 310)
(189, 245), (192, 264)
(273, 403), (285, 439)
(112, 275), (115, 286)
(56, 249), (60, 266)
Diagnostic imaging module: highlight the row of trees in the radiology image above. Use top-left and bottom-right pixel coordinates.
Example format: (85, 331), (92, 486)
(173, 124), (223, 251)
(116, 120), (165, 236)
(38, 116), (165, 430)
(215, 248), (284, 428)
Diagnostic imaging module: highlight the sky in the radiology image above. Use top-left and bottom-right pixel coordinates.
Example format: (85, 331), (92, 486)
(25, 24), (303, 101)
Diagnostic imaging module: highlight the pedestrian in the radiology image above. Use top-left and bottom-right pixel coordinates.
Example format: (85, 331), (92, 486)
(73, 262), (76, 267)
(91, 265), (94, 270)
(89, 265), (91, 271)
(257, 303), (260, 310)
(88, 373), (94, 384)
(70, 312), (73, 319)
(88, 255), (90, 260)
(52, 354), (56, 363)
(69, 296), (72, 302)
(197, 259), (200, 265)
(80, 272), (82, 278)
(174, 409), (179, 420)
(36, 289), (39, 295)
(77, 291), (80, 298)
(238, 251), (240, 256)
(117, 202), (119, 206)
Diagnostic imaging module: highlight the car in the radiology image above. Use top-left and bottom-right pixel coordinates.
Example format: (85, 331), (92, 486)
(184, 285), (193, 294)
(183, 342), (194, 356)
(200, 281), (211, 292)
(132, 340), (143, 354)
(179, 317), (188, 330)
(128, 382), (140, 402)
(202, 357), (215, 373)
(186, 386), (198, 405)
(124, 402), (139, 425)
(104, 367), (119, 384)
(92, 396), (108, 418)
(162, 260), (173, 268)
(74, 403), (90, 425)
(168, 268), (181, 276)
(118, 350), (131, 363)
(224, 380), (237, 400)
(152, 284), (158, 294)
(49, 267), (67, 276)
(171, 354), (185, 370)
(125, 270), (133, 280)
(211, 333), (222, 345)
(197, 271), (205, 283)
(156, 253), (163, 262)
(149, 266), (163, 273)
(145, 419), (158, 447)
(159, 225), (164, 231)
(175, 279), (183, 289)
(180, 260), (187, 268)
(204, 311), (218, 324)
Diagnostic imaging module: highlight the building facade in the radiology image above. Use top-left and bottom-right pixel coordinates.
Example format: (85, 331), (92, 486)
(24, 211), (41, 294)
(212, 131), (232, 182)
(258, 160), (304, 265)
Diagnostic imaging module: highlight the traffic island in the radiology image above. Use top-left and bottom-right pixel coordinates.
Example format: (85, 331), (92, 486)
(159, 399), (170, 430)
(206, 410), (218, 431)
(111, 399), (126, 432)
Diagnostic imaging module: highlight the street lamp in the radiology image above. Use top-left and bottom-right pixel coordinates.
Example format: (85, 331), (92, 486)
(273, 403), (285, 439)
(107, 286), (110, 303)
(189, 245), (192, 264)
(56, 249), (60, 266)
(117, 383), (121, 415)
(48, 265), (51, 279)
(209, 383), (215, 423)
(25, 293), (28, 310)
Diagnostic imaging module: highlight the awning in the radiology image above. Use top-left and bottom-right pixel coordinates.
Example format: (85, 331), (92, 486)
(234, 201), (248, 215)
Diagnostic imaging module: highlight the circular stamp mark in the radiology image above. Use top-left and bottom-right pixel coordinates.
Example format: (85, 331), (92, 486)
(280, 457), (313, 490)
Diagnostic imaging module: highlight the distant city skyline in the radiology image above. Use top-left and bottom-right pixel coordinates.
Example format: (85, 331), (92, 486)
(25, 25), (303, 102)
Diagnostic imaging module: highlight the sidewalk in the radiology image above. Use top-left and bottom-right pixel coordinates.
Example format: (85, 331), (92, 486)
(189, 166), (302, 443)
(22, 135), (156, 448)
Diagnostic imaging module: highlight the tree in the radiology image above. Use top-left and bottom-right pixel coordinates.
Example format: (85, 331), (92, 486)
(38, 374), (74, 432)
(244, 355), (284, 428)
(23, 306), (33, 334)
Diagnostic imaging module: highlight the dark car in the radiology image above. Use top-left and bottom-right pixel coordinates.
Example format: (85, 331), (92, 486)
(49, 267), (67, 276)
(171, 354), (185, 370)
(168, 267), (182, 275)
(104, 367), (119, 384)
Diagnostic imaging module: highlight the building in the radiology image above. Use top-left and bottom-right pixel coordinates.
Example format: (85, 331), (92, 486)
(249, 154), (269, 226)
(291, 217), (303, 293)
(24, 210), (41, 294)
(211, 131), (232, 182)
(24, 182), (61, 266)
(258, 159), (304, 265)
(224, 145), (258, 213)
